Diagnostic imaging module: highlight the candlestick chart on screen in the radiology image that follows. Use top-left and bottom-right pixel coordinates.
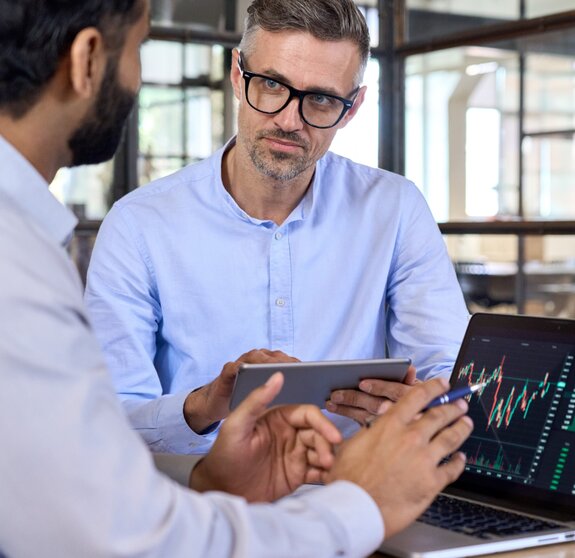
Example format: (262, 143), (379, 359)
(452, 334), (574, 484)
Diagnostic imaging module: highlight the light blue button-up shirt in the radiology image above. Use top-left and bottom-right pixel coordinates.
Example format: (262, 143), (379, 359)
(85, 138), (470, 454)
(0, 133), (384, 557)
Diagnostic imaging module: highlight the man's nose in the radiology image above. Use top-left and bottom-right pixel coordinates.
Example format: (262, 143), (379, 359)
(273, 97), (304, 132)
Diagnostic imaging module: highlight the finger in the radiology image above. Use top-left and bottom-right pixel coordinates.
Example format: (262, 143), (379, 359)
(325, 401), (371, 426)
(357, 379), (413, 401)
(306, 448), (335, 471)
(304, 467), (325, 485)
(377, 378), (450, 425)
(329, 388), (388, 414)
(435, 451), (467, 489)
(268, 350), (300, 363)
(238, 348), (277, 363)
(416, 398), (470, 440)
(224, 372), (285, 435)
(283, 405), (342, 445)
(214, 362), (241, 396)
(306, 448), (324, 470)
(403, 365), (418, 385)
(239, 348), (299, 364)
(428, 415), (474, 463)
(298, 430), (336, 469)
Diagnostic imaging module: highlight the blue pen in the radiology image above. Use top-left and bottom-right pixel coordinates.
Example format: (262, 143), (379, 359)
(424, 382), (487, 410)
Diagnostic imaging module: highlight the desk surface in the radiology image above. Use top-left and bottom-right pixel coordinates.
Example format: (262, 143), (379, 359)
(372, 541), (575, 557)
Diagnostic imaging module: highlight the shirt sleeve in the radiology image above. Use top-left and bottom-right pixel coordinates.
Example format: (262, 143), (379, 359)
(84, 204), (215, 453)
(385, 183), (470, 380)
(0, 215), (384, 558)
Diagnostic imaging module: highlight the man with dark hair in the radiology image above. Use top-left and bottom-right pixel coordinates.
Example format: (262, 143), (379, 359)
(85, 0), (470, 454)
(0, 0), (473, 556)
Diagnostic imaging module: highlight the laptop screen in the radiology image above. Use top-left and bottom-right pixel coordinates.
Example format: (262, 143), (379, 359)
(449, 313), (575, 513)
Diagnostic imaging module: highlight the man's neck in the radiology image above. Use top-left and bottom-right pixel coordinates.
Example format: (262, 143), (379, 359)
(222, 143), (315, 226)
(0, 114), (67, 184)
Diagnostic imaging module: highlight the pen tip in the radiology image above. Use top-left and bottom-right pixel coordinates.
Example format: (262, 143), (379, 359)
(471, 382), (488, 392)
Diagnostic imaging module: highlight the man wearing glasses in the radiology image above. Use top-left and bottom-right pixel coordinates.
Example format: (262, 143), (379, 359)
(85, 0), (469, 453)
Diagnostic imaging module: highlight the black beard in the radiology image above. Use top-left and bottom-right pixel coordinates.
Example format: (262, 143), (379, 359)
(68, 59), (136, 167)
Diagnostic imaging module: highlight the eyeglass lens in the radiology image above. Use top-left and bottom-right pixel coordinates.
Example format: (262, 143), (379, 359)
(247, 76), (346, 128)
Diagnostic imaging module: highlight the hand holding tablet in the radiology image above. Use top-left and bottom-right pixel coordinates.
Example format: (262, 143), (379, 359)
(229, 358), (412, 410)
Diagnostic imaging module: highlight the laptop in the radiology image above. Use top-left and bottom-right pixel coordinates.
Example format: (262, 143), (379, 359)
(380, 312), (575, 558)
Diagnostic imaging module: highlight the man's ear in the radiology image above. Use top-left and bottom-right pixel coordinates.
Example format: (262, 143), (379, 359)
(230, 48), (243, 102)
(68, 28), (107, 99)
(337, 85), (367, 129)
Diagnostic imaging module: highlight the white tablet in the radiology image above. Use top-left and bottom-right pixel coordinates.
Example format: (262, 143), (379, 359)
(229, 358), (411, 410)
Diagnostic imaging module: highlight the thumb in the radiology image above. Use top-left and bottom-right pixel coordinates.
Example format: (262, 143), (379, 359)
(225, 372), (284, 432)
(214, 362), (242, 397)
(403, 365), (418, 385)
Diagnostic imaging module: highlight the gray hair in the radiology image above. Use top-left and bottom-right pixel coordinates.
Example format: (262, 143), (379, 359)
(239, 0), (370, 86)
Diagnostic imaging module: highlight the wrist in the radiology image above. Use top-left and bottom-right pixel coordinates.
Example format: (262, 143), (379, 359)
(183, 388), (212, 432)
(189, 456), (220, 492)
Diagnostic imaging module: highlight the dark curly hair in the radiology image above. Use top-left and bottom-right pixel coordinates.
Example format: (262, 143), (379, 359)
(0, 0), (144, 118)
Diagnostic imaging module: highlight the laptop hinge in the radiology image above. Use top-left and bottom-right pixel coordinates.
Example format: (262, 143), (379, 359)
(442, 486), (575, 524)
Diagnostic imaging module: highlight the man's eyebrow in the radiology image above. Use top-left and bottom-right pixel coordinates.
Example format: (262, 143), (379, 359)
(258, 67), (346, 97)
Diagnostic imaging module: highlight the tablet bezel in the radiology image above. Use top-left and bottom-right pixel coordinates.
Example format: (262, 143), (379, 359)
(229, 357), (412, 410)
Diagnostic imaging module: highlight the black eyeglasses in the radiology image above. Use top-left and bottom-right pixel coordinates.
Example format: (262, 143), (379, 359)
(238, 54), (359, 129)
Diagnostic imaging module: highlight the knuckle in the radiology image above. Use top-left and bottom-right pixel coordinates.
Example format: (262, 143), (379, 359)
(337, 390), (357, 407)
(368, 396), (385, 414)
(440, 427), (462, 448)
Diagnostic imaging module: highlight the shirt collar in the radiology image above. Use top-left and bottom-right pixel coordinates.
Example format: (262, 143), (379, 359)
(0, 134), (78, 246)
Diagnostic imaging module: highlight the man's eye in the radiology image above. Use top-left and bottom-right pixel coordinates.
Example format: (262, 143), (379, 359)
(264, 79), (280, 90)
(309, 94), (335, 106)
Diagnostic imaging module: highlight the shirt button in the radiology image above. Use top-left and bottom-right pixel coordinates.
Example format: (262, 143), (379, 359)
(275, 298), (286, 307)
(275, 232), (283, 240)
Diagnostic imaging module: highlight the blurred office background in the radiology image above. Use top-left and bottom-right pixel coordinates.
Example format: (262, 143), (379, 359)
(58, 0), (575, 318)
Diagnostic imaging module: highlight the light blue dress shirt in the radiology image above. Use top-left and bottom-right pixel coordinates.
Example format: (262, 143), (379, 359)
(0, 133), (384, 557)
(85, 137), (470, 454)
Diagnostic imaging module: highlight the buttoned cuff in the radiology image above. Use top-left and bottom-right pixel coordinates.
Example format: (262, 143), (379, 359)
(156, 391), (221, 454)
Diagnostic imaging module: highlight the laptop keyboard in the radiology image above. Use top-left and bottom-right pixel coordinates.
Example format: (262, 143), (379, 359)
(419, 495), (564, 539)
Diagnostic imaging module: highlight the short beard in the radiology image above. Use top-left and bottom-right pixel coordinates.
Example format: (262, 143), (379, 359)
(68, 58), (136, 167)
(249, 130), (311, 182)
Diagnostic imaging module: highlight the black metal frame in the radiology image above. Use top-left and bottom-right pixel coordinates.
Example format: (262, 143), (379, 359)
(375, 1), (575, 314)
(78, 2), (575, 312)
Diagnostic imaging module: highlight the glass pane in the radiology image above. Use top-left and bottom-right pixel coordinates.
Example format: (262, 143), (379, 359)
(138, 156), (185, 185)
(185, 44), (214, 79)
(445, 233), (518, 313)
(466, 108), (500, 216)
(355, 3), (379, 47)
(405, 47), (520, 221)
(524, 49), (575, 134)
(523, 136), (575, 218)
(330, 58), (379, 167)
(184, 44), (225, 85)
(527, 0), (575, 18)
(141, 40), (183, 84)
(406, 0), (519, 42)
(186, 89), (225, 159)
(444, 234), (575, 318)
(406, 1), (575, 42)
(525, 236), (575, 318)
(186, 88), (216, 160)
(51, 161), (114, 220)
(139, 86), (185, 158)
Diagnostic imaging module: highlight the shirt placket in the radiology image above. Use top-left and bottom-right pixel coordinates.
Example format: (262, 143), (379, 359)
(269, 226), (294, 354)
